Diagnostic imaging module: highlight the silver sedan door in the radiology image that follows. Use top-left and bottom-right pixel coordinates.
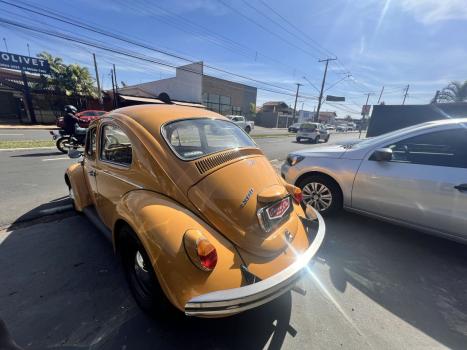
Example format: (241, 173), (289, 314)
(352, 127), (467, 239)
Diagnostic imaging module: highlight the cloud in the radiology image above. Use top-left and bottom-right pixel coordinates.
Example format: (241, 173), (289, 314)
(399, 0), (467, 24)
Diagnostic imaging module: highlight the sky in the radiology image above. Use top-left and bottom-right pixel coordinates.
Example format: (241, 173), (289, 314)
(1, 0), (466, 118)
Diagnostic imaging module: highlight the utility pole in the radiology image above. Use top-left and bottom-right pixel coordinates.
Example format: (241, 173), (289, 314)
(315, 57), (337, 122)
(92, 54), (102, 107)
(377, 86), (384, 104)
(110, 69), (116, 109)
(27, 43), (31, 56)
(291, 83), (302, 126)
(2, 37), (8, 52)
(402, 84), (410, 105)
(113, 64), (119, 108)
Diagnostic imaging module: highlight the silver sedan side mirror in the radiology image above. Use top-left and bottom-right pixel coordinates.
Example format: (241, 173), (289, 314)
(372, 148), (393, 162)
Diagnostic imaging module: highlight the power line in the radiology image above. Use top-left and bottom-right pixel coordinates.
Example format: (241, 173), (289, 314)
(217, 0), (321, 60)
(0, 0), (302, 95)
(0, 17), (318, 99)
(257, 0), (335, 59)
(239, 0), (330, 59)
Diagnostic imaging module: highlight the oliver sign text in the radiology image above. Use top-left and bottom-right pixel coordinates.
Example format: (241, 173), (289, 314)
(0, 51), (50, 75)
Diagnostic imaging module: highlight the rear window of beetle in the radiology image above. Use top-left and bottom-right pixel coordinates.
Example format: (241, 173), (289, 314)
(162, 118), (256, 160)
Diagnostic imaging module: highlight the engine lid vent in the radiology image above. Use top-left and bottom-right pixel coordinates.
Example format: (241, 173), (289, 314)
(195, 149), (261, 174)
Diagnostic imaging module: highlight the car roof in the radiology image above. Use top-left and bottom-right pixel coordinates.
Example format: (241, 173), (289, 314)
(110, 104), (224, 132)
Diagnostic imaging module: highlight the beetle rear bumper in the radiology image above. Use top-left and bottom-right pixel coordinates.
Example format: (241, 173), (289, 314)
(184, 207), (325, 317)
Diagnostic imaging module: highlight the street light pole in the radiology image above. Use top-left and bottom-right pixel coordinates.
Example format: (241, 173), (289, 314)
(315, 57), (337, 122)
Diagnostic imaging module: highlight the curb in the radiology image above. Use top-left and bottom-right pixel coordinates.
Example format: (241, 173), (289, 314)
(0, 146), (56, 152)
(0, 126), (58, 130)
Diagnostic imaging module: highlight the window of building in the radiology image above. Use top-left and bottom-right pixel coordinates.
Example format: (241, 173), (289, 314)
(220, 95), (231, 105)
(383, 129), (467, 168)
(203, 93), (233, 115)
(100, 124), (133, 166)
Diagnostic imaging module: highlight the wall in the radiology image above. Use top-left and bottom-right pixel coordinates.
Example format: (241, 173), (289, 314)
(126, 62), (203, 103)
(367, 103), (467, 136)
(202, 75), (257, 118)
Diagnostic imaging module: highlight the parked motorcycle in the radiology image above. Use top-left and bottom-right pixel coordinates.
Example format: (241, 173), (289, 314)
(50, 130), (86, 154)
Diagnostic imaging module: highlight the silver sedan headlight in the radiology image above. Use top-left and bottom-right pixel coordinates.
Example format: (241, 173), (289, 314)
(286, 154), (305, 166)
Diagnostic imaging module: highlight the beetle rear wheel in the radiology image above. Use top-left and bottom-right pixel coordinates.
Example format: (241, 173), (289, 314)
(119, 226), (175, 317)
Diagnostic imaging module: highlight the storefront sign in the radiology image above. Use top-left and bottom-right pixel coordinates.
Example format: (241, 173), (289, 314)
(0, 51), (50, 75)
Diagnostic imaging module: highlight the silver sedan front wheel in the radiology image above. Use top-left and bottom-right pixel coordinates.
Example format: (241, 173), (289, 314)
(302, 182), (333, 212)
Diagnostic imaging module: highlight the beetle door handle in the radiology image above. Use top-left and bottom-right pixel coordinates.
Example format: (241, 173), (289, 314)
(88, 170), (97, 177)
(454, 184), (467, 192)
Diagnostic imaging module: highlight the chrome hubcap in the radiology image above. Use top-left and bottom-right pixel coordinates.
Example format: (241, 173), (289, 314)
(302, 182), (332, 211)
(134, 251), (151, 292)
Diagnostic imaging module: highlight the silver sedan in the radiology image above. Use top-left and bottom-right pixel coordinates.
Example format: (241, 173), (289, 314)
(281, 118), (467, 242)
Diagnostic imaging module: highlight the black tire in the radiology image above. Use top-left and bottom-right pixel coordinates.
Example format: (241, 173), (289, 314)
(245, 126), (251, 134)
(297, 174), (342, 215)
(296, 137), (301, 143)
(56, 137), (71, 154)
(325, 135), (330, 143)
(313, 135), (320, 144)
(119, 225), (176, 318)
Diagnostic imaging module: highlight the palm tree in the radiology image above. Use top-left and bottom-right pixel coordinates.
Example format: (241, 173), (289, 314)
(35, 52), (97, 97)
(438, 81), (467, 103)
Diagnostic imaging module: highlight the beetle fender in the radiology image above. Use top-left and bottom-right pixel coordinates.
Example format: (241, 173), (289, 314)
(113, 190), (244, 311)
(65, 163), (92, 211)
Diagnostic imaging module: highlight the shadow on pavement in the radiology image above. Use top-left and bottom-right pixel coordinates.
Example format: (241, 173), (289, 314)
(10, 151), (63, 158)
(7, 196), (72, 229)
(0, 213), (293, 350)
(319, 212), (467, 350)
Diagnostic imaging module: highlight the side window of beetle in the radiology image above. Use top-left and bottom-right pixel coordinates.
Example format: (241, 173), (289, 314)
(85, 127), (96, 159)
(100, 124), (132, 166)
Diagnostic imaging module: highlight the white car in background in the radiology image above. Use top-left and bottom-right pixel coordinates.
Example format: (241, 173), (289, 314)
(226, 115), (254, 133)
(296, 122), (330, 143)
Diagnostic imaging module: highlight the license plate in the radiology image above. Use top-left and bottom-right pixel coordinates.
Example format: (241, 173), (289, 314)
(266, 197), (290, 220)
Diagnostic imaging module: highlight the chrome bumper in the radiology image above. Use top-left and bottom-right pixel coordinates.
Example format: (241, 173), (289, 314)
(184, 206), (325, 317)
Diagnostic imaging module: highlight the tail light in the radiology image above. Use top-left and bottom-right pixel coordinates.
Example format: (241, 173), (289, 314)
(284, 183), (303, 204)
(197, 239), (218, 271)
(292, 187), (303, 204)
(183, 230), (218, 271)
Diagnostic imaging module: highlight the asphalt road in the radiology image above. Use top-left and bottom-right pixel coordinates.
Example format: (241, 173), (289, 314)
(0, 149), (75, 226)
(0, 133), (359, 226)
(0, 132), (466, 349)
(1, 211), (466, 349)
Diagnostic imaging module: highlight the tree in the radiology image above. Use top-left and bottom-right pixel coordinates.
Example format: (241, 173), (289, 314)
(36, 52), (97, 97)
(438, 81), (467, 103)
(344, 115), (352, 122)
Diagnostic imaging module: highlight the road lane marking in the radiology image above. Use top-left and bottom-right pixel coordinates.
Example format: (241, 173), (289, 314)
(0, 133), (24, 136)
(42, 157), (70, 161)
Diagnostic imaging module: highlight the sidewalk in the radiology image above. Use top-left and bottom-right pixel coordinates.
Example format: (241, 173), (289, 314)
(0, 124), (57, 130)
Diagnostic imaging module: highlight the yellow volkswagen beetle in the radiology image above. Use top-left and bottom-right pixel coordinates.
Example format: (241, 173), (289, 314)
(65, 104), (325, 317)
